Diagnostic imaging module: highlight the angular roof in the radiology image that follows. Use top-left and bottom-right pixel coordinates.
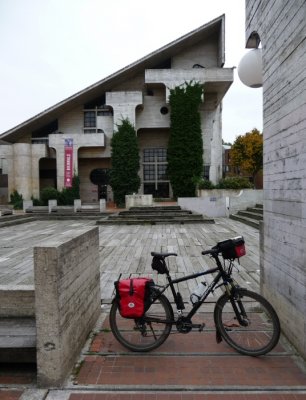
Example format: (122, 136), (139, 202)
(1, 15), (227, 142)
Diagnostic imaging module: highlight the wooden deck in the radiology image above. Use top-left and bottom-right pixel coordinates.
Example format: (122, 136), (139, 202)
(0, 218), (260, 305)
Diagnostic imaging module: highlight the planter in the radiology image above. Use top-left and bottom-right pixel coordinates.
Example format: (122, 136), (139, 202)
(125, 194), (153, 208)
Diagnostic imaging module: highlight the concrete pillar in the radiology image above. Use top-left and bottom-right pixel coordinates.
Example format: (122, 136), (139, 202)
(106, 91), (143, 129)
(13, 143), (32, 200)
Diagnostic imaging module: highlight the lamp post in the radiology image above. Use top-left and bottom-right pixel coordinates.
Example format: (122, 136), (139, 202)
(238, 48), (263, 88)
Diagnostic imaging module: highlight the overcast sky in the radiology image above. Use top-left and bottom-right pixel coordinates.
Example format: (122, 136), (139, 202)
(0, 0), (262, 143)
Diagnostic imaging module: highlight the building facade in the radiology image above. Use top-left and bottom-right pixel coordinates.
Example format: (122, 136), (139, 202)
(245, 0), (306, 358)
(0, 15), (233, 204)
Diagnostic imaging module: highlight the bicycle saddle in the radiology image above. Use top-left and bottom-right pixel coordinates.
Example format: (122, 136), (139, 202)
(150, 252), (177, 259)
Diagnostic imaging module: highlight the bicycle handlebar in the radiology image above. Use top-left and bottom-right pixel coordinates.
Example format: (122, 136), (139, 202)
(201, 248), (219, 256)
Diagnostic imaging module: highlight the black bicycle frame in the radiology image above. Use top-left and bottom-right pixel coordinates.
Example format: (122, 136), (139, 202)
(155, 255), (233, 322)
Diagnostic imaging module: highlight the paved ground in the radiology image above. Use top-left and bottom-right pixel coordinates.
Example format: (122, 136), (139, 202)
(1, 217), (306, 399)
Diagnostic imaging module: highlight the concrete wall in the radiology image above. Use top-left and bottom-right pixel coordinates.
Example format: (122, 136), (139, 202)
(34, 226), (100, 387)
(178, 189), (263, 217)
(245, 0), (306, 359)
(0, 285), (35, 317)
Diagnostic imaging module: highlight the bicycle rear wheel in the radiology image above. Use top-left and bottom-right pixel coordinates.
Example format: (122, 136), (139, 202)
(109, 294), (173, 352)
(214, 288), (280, 356)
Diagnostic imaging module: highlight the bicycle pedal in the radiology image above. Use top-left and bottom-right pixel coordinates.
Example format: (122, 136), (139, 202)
(192, 323), (205, 332)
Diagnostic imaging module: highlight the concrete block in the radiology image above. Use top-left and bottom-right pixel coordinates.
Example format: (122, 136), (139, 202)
(34, 226), (100, 387)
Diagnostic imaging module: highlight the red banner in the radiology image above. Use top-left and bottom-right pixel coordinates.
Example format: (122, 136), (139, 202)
(64, 138), (73, 188)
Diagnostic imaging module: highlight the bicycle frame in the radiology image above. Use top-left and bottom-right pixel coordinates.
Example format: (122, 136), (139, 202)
(153, 254), (235, 322)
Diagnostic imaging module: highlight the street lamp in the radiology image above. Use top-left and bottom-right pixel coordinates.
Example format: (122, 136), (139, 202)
(238, 48), (263, 88)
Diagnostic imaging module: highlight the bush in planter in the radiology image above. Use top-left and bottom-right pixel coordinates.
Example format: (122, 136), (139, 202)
(216, 177), (253, 190)
(198, 179), (215, 190)
(59, 175), (80, 205)
(40, 187), (60, 205)
(31, 196), (43, 206)
(9, 190), (23, 209)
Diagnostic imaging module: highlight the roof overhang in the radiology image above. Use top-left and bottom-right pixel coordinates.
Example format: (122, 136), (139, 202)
(0, 15), (227, 142)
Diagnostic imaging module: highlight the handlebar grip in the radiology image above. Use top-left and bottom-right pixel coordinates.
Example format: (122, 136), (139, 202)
(202, 248), (218, 256)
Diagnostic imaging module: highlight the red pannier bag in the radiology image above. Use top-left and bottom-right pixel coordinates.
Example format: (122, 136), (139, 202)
(114, 277), (154, 318)
(217, 236), (246, 259)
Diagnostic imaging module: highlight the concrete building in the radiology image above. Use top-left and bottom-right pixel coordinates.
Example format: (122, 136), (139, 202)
(245, 1), (306, 358)
(0, 15), (233, 204)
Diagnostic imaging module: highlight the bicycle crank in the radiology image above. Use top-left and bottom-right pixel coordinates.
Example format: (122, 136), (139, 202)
(176, 316), (205, 333)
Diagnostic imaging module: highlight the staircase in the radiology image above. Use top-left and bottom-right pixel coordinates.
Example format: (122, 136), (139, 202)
(0, 317), (36, 363)
(97, 205), (214, 225)
(230, 204), (263, 228)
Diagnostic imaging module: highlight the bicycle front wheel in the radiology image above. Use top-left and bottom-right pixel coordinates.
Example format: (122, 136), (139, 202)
(214, 288), (280, 356)
(109, 294), (173, 352)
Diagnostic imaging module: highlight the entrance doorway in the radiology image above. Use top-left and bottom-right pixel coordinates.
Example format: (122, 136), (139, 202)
(90, 168), (110, 201)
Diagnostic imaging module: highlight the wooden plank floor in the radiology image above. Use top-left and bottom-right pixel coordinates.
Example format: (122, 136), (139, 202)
(0, 218), (259, 305)
(98, 219), (260, 303)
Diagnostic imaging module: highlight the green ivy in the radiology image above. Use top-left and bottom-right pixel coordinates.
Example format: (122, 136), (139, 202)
(110, 119), (140, 206)
(167, 81), (204, 198)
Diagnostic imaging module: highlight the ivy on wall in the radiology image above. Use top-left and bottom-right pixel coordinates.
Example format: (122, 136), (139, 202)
(167, 81), (204, 198)
(110, 118), (140, 206)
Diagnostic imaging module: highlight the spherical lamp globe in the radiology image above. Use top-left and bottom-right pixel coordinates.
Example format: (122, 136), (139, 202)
(238, 48), (263, 88)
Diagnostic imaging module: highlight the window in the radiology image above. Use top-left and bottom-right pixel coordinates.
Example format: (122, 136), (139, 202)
(84, 111), (96, 128)
(203, 165), (210, 180)
(143, 148), (169, 198)
(84, 94), (112, 132)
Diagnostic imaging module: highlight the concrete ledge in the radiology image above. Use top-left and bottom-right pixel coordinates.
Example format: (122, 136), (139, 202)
(0, 285), (35, 317)
(179, 189), (263, 217)
(34, 226), (101, 388)
(125, 194), (153, 208)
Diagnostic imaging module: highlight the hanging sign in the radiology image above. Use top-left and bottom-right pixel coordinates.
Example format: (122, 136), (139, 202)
(64, 138), (73, 187)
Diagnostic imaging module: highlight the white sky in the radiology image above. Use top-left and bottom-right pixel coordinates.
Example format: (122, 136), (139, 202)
(0, 0), (262, 143)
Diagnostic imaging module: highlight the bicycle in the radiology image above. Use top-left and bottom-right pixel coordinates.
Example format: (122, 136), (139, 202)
(109, 236), (280, 356)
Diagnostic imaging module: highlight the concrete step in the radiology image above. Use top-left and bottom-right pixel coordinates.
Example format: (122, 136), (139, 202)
(229, 213), (260, 229)
(0, 215), (36, 228)
(119, 210), (192, 216)
(97, 217), (214, 225)
(246, 206), (263, 215)
(98, 205), (214, 225)
(229, 204), (263, 229)
(237, 210), (263, 221)
(0, 317), (36, 363)
(129, 206), (181, 211)
(111, 213), (199, 220)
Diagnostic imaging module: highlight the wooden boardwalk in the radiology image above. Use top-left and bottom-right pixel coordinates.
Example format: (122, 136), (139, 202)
(98, 219), (260, 304)
(0, 218), (260, 305)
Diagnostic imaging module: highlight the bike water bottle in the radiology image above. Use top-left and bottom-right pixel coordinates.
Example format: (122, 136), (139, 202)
(190, 282), (206, 304)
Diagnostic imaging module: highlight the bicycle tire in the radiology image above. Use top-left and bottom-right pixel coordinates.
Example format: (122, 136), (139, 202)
(214, 288), (280, 356)
(109, 293), (173, 352)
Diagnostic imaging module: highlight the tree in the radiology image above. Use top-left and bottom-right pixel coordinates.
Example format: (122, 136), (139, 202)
(167, 81), (204, 198)
(230, 128), (263, 180)
(110, 118), (140, 205)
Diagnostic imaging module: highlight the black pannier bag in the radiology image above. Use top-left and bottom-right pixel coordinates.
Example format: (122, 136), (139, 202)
(114, 277), (154, 318)
(217, 236), (246, 259)
(151, 256), (167, 274)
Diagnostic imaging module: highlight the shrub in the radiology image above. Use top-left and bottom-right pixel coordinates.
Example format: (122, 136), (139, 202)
(216, 177), (253, 189)
(40, 187), (60, 205)
(31, 196), (43, 206)
(9, 190), (23, 209)
(58, 175), (80, 205)
(167, 81), (204, 198)
(110, 119), (140, 206)
(198, 179), (215, 190)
